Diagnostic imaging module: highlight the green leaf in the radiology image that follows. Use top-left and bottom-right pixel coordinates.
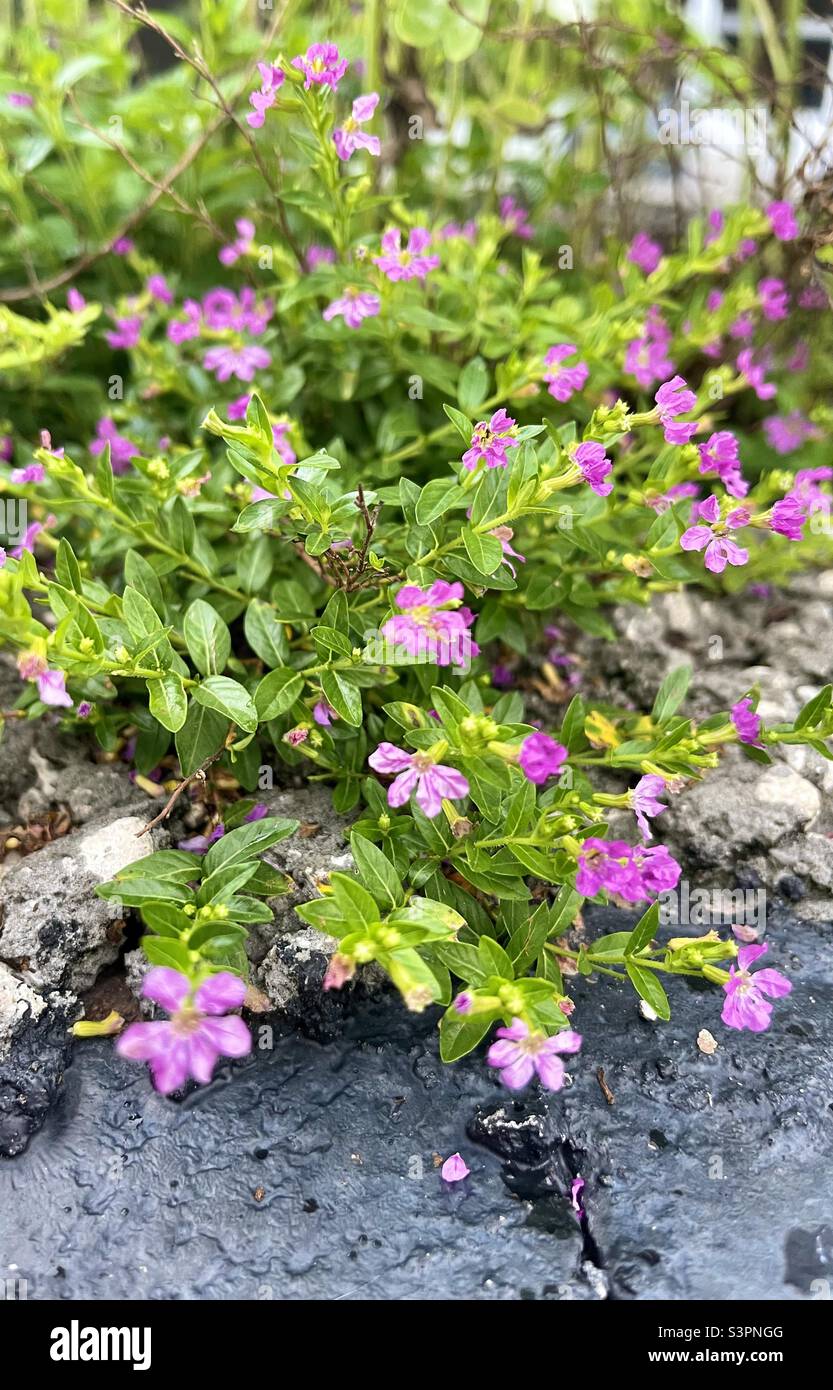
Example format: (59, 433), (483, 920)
(625, 961), (671, 1020)
(148, 672), (187, 733)
(350, 833), (403, 909)
(175, 701), (228, 776)
(142, 936), (194, 973)
(651, 664), (692, 723)
(183, 599), (231, 677)
(442, 402), (473, 444)
(320, 669), (363, 726)
(55, 538), (82, 594)
(254, 667), (304, 720)
(625, 902), (659, 957)
(415, 478), (466, 526)
(478, 934), (514, 979)
(193, 676), (257, 733)
(122, 585), (166, 645)
(462, 527), (503, 576)
(244, 600), (289, 668)
(457, 357), (489, 413)
(549, 886), (582, 937)
(330, 872), (381, 928)
(795, 684), (832, 730)
(203, 816), (299, 877)
(124, 551), (165, 619)
(507, 902), (552, 973)
(439, 1008), (495, 1062)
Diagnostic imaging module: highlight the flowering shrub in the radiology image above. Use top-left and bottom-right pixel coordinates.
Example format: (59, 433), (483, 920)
(1, 3), (831, 1096)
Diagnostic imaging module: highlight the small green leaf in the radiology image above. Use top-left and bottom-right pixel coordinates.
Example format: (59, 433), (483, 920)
(148, 672), (187, 733)
(193, 676), (257, 733)
(625, 961), (671, 1019)
(183, 599), (231, 677)
(254, 667), (304, 720)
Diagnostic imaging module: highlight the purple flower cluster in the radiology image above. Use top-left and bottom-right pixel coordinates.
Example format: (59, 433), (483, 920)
(628, 231), (662, 275)
(655, 375), (697, 445)
(461, 410), (519, 471)
(576, 837), (681, 904)
(698, 430), (747, 499)
(575, 440), (613, 496)
(625, 305), (674, 388)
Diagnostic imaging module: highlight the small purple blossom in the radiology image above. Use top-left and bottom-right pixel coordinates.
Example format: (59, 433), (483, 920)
(167, 298), (202, 344)
(453, 992), (473, 1015)
(461, 409), (519, 471)
(77, 701), (92, 719)
(519, 732), (568, 786)
(758, 276), (789, 321)
(247, 63), (284, 129)
(544, 343), (589, 403)
(381, 580), (477, 668)
(147, 274), (173, 305)
(322, 288), (380, 328)
(219, 218), (256, 266)
(698, 430), (747, 499)
(313, 699), (338, 726)
(769, 495), (805, 541)
(105, 314), (143, 350)
(655, 375), (697, 445)
(680, 494), (750, 574)
(575, 440), (613, 496)
(334, 92), (381, 160)
(203, 344), (271, 382)
(766, 200), (798, 242)
(8, 92), (34, 108)
(11, 463), (45, 485)
(704, 209), (724, 245)
(499, 195), (533, 239)
(368, 743), (469, 820)
(67, 288), (86, 313)
(731, 696), (762, 746)
(625, 306), (674, 389)
(292, 44), (348, 91)
(721, 943), (791, 1032)
(631, 774), (668, 840)
(763, 412), (818, 455)
(628, 231), (662, 274)
(117, 968), (251, 1093)
(576, 838), (681, 904)
(11, 519), (46, 558)
(487, 1019), (582, 1092)
(89, 417), (139, 474)
(111, 237), (134, 255)
(441, 1153), (470, 1183)
(373, 227), (439, 281)
(37, 669), (72, 708)
(306, 244), (337, 270)
(737, 347), (776, 400)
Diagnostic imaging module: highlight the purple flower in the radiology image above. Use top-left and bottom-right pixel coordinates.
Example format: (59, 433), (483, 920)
(8, 92), (34, 107)
(373, 226), (439, 281)
(37, 669), (72, 708)
(322, 288), (380, 328)
(631, 774), (668, 840)
(731, 696), (762, 746)
(334, 92), (381, 160)
(368, 742), (469, 819)
(313, 699), (338, 726)
(680, 494), (750, 574)
(721, 943), (791, 1033)
(111, 237), (135, 255)
(18, 651), (46, 680)
(628, 231), (662, 274)
(67, 288), (86, 312)
(704, 209), (724, 245)
(737, 348), (776, 400)
(499, 195), (533, 240)
(11, 519), (46, 558)
(698, 430), (747, 499)
(766, 200), (798, 242)
(758, 276), (789, 321)
(655, 375), (697, 445)
(437, 220), (477, 243)
(89, 417), (139, 474)
(576, 837), (680, 904)
(77, 701), (92, 719)
(769, 495), (805, 541)
(292, 43), (348, 91)
(575, 440), (613, 496)
(247, 63), (284, 129)
(323, 954), (356, 991)
(799, 284), (827, 309)
(203, 344), (271, 382)
(729, 312), (755, 342)
(625, 306), (674, 388)
(453, 992), (473, 1014)
(219, 218), (256, 266)
(11, 463), (45, 485)
(544, 343), (589, 403)
(0, 547), (6, 568)
(381, 580), (477, 668)
(647, 481), (699, 513)
(167, 298), (202, 344)
(245, 803), (269, 822)
(147, 274), (173, 305)
(306, 244), (337, 270)
(105, 314), (142, 349)
(487, 1019), (582, 1092)
(491, 525), (525, 577)
(441, 1152), (470, 1182)
(201, 286), (272, 335)
(178, 823), (225, 853)
(117, 967), (251, 1093)
(519, 732), (567, 785)
(735, 237), (758, 262)
(570, 1175), (585, 1217)
(763, 412), (818, 455)
(0, 436), (12, 462)
(461, 409), (519, 471)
